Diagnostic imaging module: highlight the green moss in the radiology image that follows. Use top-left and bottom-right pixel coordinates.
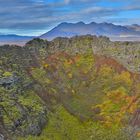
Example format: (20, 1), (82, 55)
(3, 71), (12, 77)
(18, 106), (130, 140)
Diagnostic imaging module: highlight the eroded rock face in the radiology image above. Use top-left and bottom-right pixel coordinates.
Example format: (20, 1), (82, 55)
(25, 113), (47, 136)
(10, 110), (47, 136)
(0, 73), (47, 138)
(0, 134), (4, 140)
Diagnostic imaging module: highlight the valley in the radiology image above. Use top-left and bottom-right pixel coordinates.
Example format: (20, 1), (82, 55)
(0, 35), (139, 140)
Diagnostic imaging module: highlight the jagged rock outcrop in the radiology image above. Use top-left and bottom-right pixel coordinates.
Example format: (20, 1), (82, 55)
(0, 72), (47, 138)
(0, 74), (19, 88)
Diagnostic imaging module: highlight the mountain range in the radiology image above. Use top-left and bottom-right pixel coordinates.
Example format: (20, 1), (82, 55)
(40, 22), (140, 41)
(0, 22), (140, 45)
(0, 34), (34, 45)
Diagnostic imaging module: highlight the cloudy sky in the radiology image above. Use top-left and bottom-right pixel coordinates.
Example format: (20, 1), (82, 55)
(0, 0), (140, 36)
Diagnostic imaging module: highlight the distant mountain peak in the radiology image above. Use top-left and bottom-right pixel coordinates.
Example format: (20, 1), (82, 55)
(132, 24), (140, 27)
(90, 22), (97, 25)
(58, 22), (69, 25)
(76, 21), (85, 25)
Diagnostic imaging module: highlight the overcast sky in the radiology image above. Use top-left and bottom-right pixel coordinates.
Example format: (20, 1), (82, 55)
(0, 0), (140, 36)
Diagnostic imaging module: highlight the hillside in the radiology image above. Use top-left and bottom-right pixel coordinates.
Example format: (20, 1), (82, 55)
(0, 36), (140, 140)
